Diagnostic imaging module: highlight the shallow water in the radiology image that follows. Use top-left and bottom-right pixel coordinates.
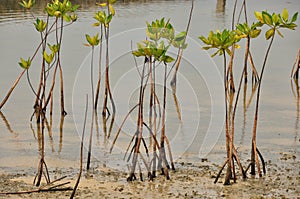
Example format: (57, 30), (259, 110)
(0, 0), (299, 175)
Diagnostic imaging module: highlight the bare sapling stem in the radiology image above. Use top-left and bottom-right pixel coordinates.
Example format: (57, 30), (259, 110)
(127, 61), (147, 181)
(250, 30), (275, 176)
(170, 0), (193, 88)
(94, 25), (103, 110)
(70, 95), (88, 199)
(222, 51), (233, 185)
(57, 17), (67, 116)
(87, 46), (96, 171)
(158, 63), (170, 180)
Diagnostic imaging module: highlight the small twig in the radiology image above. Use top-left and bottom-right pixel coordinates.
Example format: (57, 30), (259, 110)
(0, 187), (72, 195)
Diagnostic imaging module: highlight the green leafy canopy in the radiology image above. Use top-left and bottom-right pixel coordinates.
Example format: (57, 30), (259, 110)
(84, 33), (100, 47)
(133, 18), (187, 64)
(254, 8), (298, 40)
(45, 0), (79, 22)
(199, 29), (240, 57)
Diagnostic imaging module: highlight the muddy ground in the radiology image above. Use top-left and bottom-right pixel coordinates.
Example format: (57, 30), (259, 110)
(0, 150), (299, 199)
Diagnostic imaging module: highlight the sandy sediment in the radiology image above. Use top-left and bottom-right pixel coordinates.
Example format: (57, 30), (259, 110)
(0, 151), (299, 199)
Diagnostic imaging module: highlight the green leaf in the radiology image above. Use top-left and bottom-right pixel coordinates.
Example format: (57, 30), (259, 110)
(163, 55), (175, 63)
(48, 43), (60, 53)
(43, 51), (54, 64)
(202, 46), (211, 50)
(174, 31), (186, 42)
(34, 18), (47, 32)
(92, 22), (100, 27)
(291, 12), (298, 23)
(70, 14), (78, 22)
(19, 0), (35, 9)
(18, 57), (31, 69)
(109, 4), (115, 16)
(181, 43), (188, 49)
(249, 29), (261, 38)
(236, 23), (245, 33)
(199, 36), (209, 45)
(106, 14), (113, 26)
(265, 28), (275, 40)
(254, 11), (264, 23)
(132, 51), (143, 57)
(96, 2), (106, 7)
(282, 8), (289, 22)
(211, 50), (220, 58)
(225, 48), (231, 56)
(262, 11), (273, 25)
(276, 29), (284, 38)
(283, 23), (297, 30)
(63, 14), (71, 22)
(85, 33), (99, 46)
(272, 14), (280, 25)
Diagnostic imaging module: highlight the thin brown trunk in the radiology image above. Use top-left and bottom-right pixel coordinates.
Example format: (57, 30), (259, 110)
(70, 96), (88, 199)
(250, 32), (275, 176)
(170, 0), (193, 87)
(94, 25), (103, 110)
(223, 51), (232, 185)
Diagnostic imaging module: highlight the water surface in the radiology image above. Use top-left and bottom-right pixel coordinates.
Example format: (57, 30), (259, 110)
(0, 0), (299, 174)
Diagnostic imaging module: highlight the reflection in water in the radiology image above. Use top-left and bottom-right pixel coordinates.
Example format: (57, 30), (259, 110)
(45, 116), (55, 153)
(290, 48), (300, 79)
(240, 83), (258, 145)
(290, 49), (300, 143)
(216, 0), (226, 15)
(215, 0), (226, 27)
(0, 111), (15, 135)
(290, 78), (299, 142)
(0, 0), (168, 24)
(59, 115), (65, 154)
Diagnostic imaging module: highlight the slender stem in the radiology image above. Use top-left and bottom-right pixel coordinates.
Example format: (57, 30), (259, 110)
(70, 95), (88, 199)
(251, 31), (275, 175)
(87, 47), (95, 170)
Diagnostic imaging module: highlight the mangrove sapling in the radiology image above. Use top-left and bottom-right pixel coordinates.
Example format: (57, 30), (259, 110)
(221, 21), (263, 183)
(84, 33), (100, 170)
(97, 1), (116, 137)
(147, 19), (186, 178)
(247, 9), (298, 177)
(199, 29), (245, 185)
(83, 1), (116, 170)
(111, 18), (187, 181)
(89, 1), (116, 138)
(6, 0), (79, 188)
(291, 48), (300, 79)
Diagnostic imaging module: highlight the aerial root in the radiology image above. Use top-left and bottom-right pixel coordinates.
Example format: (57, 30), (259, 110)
(214, 148), (246, 184)
(245, 147), (266, 176)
